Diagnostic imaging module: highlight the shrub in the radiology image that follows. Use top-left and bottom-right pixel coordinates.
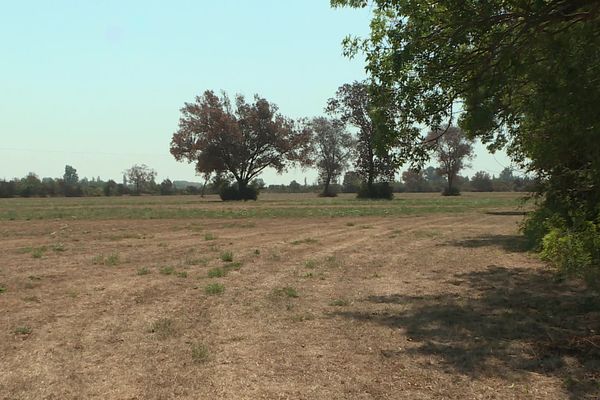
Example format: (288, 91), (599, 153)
(219, 184), (258, 201)
(540, 219), (600, 287)
(357, 182), (393, 199)
(441, 186), (461, 196)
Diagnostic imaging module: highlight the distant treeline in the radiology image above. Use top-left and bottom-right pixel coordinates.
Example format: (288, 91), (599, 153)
(0, 165), (534, 198)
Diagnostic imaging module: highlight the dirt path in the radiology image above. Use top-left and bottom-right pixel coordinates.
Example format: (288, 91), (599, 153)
(1, 212), (597, 399)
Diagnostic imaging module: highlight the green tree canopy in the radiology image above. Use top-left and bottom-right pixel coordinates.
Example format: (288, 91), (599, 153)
(332, 0), (600, 281)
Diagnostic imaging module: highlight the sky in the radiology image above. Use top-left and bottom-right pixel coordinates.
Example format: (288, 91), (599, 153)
(0, 0), (513, 184)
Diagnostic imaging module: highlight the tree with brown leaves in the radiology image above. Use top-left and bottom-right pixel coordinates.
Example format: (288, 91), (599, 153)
(170, 90), (311, 200)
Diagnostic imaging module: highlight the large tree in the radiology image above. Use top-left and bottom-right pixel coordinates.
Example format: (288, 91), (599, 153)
(332, 0), (600, 279)
(171, 90), (311, 199)
(309, 117), (354, 196)
(326, 81), (396, 194)
(426, 127), (474, 195)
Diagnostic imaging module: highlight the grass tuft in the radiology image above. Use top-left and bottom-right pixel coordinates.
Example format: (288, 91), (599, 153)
(149, 318), (175, 339)
(191, 343), (209, 363)
(329, 299), (350, 307)
(204, 233), (216, 241)
(160, 266), (175, 275)
(31, 247), (45, 259)
(273, 286), (299, 298)
(51, 243), (66, 252)
(205, 283), (225, 295)
(207, 267), (226, 278)
(220, 251), (233, 262)
(137, 267), (151, 275)
(224, 261), (242, 272)
(14, 326), (32, 335)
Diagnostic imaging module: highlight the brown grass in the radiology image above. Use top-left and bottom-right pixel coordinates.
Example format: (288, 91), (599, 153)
(0, 193), (597, 399)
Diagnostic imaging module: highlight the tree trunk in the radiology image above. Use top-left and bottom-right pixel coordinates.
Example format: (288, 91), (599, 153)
(323, 175), (331, 196)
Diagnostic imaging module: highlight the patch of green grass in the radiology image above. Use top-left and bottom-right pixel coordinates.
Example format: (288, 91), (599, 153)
(14, 326), (32, 335)
(191, 343), (209, 363)
(185, 256), (208, 266)
(304, 259), (317, 269)
(137, 267), (151, 275)
(224, 261), (242, 272)
(176, 271), (188, 278)
(160, 266), (175, 275)
(254, 249), (260, 255)
(66, 290), (78, 298)
(0, 285), (6, 293)
(51, 243), (66, 252)
(105, 253), (120, 266)
(224, 221), (256, 228)
(31, 247), (46, 259)
(272, 286), (299, 298)
(291, 237), (319, 245)
(0, 194), (525, 221)
(346, 222), (356, 226)
(28, 275), (42, 281)
(204, 233), (216, 241)
(205, 283), (225, 295)
(207, 267), (226, 278)
(220, 251), (233, 262)
(149, 318), (175, 339)
(329, 299), (350, 307)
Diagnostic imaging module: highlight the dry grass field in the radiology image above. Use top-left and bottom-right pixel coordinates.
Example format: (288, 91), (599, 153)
(0, 193), (598, 399)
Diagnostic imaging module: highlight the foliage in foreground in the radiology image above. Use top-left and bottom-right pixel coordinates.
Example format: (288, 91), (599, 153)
(333, 0), (600, 283)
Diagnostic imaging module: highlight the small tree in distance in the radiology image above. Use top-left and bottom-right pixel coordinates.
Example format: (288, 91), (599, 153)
(471, 171), (494, 192)
(63, 165), (79, 185)
(309, 117), (354, 197)
(124, 164), (157, 195)
(425, 127), (474, 196)
(170, 90), (311, 201)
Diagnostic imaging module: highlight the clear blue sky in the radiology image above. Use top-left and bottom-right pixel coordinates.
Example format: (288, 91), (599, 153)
(0, 0), (512, 184)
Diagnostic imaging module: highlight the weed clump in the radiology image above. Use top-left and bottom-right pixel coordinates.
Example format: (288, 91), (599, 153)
(205, 283), (225, 295)
(149, 318), (175, 339)
(220, 251), (233, 262)
(191, 343), (209, 363)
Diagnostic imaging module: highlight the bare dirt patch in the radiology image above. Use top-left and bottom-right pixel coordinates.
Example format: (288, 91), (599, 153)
(0, 195), (597, 399)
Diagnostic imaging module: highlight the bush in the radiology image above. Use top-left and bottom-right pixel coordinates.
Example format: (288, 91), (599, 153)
(219, 184), (258, 201)
(357, 182), (393, 199)
(441, 187), (461, 196)
(540, 219), (600, 287)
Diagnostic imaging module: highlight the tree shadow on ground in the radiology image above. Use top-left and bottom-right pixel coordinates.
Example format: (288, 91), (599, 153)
(334, 266), (600, 399)
(449, 234), (530, 252)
